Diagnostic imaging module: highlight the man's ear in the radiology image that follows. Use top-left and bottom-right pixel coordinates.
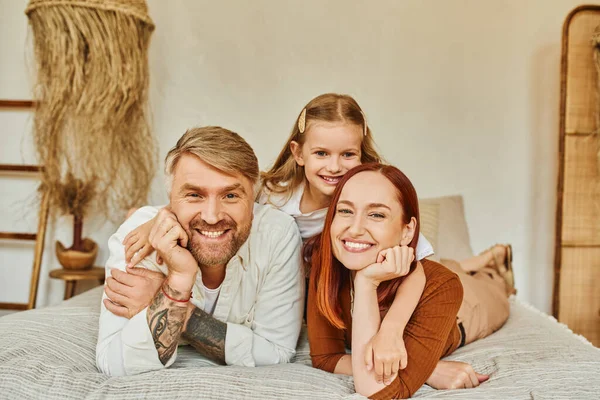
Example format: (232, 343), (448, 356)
(400, 217), (417, 246)
(290, 141), (305, 166)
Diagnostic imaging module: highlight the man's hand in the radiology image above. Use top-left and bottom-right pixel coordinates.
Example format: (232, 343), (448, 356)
(357, 246), (415, 287)
(103, 266), (165, 319)
(426, 360), (489, 390)
(364, 324), (408, 385)
(148, 208), (197, 291)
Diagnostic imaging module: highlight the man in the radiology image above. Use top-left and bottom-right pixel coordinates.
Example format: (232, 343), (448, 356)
(96, 126), (304, 376)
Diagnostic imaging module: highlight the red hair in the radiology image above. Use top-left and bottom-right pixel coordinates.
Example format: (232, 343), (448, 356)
(307, 163), (421, 329)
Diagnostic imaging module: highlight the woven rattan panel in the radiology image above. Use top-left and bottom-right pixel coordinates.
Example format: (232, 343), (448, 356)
(556, 6), (600, 347)
(558, 248), (600, 345)
(562, 135), (600, 245)
(565, 12), (599, 134)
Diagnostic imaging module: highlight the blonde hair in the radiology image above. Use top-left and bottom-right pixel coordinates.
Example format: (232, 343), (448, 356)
(165, 126), (259, 192)
(259, 93), (381, 200)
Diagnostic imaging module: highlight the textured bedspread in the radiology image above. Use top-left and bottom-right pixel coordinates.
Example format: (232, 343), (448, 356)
(0, 287), (598, 399)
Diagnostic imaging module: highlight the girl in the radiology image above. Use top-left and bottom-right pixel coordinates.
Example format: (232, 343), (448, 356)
(307, 163), (513, 399)
(123, 93), (512, 384)
(257, 94), (434, 258)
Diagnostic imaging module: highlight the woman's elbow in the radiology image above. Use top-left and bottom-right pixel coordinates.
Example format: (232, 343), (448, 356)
(310, 356), (325, 370)
(310, 355), (336, 373)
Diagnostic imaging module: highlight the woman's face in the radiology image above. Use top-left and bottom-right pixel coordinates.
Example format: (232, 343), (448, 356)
(330, 171), (412, 270)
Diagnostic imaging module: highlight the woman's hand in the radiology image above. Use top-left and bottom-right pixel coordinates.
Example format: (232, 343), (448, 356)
(426, 360), (489, 390)
(357, 245), (415, 287)
(364, 324), (408, 385)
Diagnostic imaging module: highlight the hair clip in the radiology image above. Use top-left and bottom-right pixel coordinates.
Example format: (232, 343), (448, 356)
(360, 110), (368, 136)
(298, 108), (307, 133)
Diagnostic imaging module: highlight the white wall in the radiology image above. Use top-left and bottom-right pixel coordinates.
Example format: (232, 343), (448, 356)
(1, 0), (593, 313)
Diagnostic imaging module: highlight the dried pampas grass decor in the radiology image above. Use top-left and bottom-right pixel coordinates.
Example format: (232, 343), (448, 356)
(25, 0), (156, 221)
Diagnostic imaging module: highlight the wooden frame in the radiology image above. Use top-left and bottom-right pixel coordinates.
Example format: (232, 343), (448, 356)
(554, 5), (600, 346)
(0, 99), (48, 310)
(554, 4), (600, 315)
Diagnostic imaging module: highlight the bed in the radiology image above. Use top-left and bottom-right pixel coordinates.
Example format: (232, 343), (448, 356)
(0, 286), (598, 399)
(1, 194), (599, 399)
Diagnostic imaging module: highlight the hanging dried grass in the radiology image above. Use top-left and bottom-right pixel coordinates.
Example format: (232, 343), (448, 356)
(25, 0), (156, 219)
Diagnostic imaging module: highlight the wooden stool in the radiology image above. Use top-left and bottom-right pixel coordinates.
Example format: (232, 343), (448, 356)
(49, 267), (106, 300)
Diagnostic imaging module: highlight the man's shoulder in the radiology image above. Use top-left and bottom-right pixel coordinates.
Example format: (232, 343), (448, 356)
(252, 203), (298, 235)
(245, 204), (302, 269)
(105, 206), (164, 274)
(257, 183), (302, 215)
(113, 206), (160, 241)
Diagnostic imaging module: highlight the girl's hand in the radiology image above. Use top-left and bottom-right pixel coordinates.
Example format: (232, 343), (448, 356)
(123, 217), (157, 267)
(149, 208), (195, 281)
(357, 246), (415, 287)
(364, 325), (408, 385)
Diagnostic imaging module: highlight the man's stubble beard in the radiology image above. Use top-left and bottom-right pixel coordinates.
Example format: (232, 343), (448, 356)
(187, 216), (252, 269)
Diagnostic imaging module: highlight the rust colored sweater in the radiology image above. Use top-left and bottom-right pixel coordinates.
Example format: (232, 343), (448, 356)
(307, 259), (464, 399)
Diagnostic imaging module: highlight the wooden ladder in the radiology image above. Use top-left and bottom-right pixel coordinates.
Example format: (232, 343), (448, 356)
(0, 100), (49, 310)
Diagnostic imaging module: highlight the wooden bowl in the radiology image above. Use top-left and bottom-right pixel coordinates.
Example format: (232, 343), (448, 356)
(55, 238), (98, 270)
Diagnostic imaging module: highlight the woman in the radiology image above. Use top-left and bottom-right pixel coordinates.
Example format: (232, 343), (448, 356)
(307, 163), (512, 399)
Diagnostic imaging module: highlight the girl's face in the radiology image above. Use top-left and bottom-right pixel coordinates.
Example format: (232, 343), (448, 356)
(330, 171), (416, 271)
(291, 122), (362, 200)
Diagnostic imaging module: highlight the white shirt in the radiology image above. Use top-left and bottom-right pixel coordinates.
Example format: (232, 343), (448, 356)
(258, 182), (327, 240)
(96, 203), (304, 376)
(201, 283), (221, 315)
(258, 182), (435, 260)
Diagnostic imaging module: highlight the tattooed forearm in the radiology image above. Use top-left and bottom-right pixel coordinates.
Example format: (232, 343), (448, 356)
(182, 307), (227, 364)
(147, 283), (189, 365)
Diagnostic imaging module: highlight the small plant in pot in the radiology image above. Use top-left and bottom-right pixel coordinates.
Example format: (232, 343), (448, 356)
(54, 174), (98, 270)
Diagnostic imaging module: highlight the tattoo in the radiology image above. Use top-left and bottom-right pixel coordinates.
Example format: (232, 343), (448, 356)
(147, 283), (188, 365)
(182, 307), (227, 364)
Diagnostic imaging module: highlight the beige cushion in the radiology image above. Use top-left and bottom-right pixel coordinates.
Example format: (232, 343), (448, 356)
(418, 202), (440, 259)
(420, 195), (473, 262)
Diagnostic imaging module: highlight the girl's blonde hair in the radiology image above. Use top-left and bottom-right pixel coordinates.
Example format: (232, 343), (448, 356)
(259, 93), (381, 200)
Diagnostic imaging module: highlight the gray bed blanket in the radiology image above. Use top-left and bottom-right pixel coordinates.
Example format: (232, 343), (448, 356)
(0, 287), (598, 399)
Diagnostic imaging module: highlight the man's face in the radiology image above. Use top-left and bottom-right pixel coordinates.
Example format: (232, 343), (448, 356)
(169, 154), (254, 269)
